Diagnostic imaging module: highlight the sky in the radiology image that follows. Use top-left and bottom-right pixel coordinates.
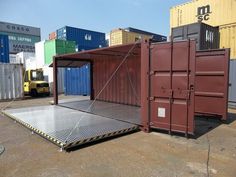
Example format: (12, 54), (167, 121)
(0, 0), (189, 40)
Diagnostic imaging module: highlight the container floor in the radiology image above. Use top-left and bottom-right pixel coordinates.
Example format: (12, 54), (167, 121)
(59, 100), (141, 125)
(2, 105), (138, 149)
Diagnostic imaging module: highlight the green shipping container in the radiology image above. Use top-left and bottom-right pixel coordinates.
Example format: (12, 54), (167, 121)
(44, 39), (76, 65)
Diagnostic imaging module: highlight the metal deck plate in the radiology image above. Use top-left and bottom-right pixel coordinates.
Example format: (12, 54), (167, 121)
(2, 105), (138, 149)
(59, 100), (141, 125)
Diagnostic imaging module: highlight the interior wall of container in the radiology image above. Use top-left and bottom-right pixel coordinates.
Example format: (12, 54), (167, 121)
(170, 0), (236, 28)
(219, 23), (236, 59)
(0, 63), (24, 100)
(64, 64), (90, 95)
(0, 34), (9, 63)
(92, 54), (141, 106)
(229, 60), (236, 103)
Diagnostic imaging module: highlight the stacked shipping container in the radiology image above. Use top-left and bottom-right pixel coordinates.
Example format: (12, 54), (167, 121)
(44, 39), (76, 65)
(56, 26), (106, 51)
(0, 21), (41, 54)
(171, 22), (219, 50)
(110, 28), (166, 46)
(170, 0), (236, 58)
(0, 34), (9, 63)
(170, 0), (236, 103)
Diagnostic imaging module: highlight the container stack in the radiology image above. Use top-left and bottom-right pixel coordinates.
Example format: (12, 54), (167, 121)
(0, 34), (9, 63)
(110, 27), (167, 46)
(170, 0), (236, 104)
(56, 26), (106, 51)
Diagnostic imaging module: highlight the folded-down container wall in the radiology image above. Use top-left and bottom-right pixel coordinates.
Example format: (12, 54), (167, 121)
(0, 63), (24, 100)
(171, 22), (219, 50)
(229, 60), (236, 104)
(0, 34), (9, 63)
(57, 26), (106, 51)
(64, 64), (90, 95)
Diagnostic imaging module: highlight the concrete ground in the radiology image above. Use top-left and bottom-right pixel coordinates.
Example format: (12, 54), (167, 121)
(0, 96), (236, 177)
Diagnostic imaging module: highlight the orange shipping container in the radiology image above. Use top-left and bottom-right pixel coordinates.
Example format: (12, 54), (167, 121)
(49, 32), (57, 40)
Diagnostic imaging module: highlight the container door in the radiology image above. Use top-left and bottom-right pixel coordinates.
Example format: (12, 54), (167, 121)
(149, 41), (196, 135)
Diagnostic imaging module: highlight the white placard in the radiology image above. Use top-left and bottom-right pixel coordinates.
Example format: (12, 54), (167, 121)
(158, 107), (166, 118)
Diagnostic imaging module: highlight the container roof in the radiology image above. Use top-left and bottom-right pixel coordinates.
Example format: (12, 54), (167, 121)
(49, 42), (141, 68)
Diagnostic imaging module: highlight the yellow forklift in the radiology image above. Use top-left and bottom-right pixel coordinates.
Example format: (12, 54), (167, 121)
(24, 69), (50, 97)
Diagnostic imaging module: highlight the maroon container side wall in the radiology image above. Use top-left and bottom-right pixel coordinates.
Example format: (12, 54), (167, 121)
(92, 54), (141, 106)
(195, 49), (230, 120)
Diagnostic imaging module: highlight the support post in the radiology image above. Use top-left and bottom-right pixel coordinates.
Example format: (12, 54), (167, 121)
(53, 57), (58, 105)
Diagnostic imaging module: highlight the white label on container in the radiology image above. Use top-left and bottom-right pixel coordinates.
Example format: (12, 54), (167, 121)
(158, 107), (165, 118)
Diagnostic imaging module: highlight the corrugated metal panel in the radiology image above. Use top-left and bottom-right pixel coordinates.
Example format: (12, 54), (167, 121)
(229, 60), (236, 103)
(43, 66), (64, 94)
(44, 39), (75, 65)
(195, 49), (230, 120)
(0, 63), (24, 100)
(170, 0), (236, 28)
(93, 53), (141, 106)
(56, 26), (106, 49)
(0, 34), (9, 63)
(35, 40), (45, 68)
(64, 64), (90, 95)
(172, 22), (219, 50)
(219, 23), (236, 59)
(0, 21), (40, 36)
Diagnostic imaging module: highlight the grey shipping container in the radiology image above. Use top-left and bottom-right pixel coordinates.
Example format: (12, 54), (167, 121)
(0, 21), (40, 37)
(171, 22), (219, 50)
(229, 60), (236, 106)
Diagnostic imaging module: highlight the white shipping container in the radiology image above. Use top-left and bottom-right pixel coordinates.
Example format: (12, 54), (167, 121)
(25, 58), (37, 70)
(43, 66), (64, 94)
(12, 52), (35, 68)
(35, 41), (45, 68)
(0, 63), (24, 100)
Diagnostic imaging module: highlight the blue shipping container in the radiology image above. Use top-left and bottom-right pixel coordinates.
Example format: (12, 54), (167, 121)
(0, 34), (9, 63)
(64, 64), (91, 95)
(57, 26), (106, 51)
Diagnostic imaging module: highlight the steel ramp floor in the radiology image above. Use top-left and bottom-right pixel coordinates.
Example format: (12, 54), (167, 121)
(59, 100), (141, 125)
(2, 105), (138, 150)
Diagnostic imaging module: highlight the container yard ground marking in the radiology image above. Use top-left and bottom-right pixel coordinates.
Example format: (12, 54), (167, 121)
(64, 40), (141, 144)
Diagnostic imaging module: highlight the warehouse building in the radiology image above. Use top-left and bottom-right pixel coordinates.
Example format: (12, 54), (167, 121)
(0, 21), (41, 54)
